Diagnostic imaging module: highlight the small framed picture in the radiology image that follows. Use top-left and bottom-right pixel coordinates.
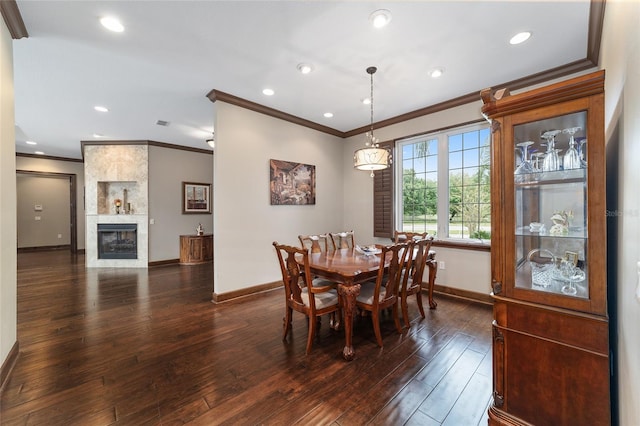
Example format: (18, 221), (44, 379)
(182, 182), (211, 214)
(564, 251), (579, 267)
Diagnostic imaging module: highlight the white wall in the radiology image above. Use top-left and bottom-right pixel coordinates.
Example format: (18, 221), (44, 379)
(148, 145), (214, 262)
(0, 18), (17, 365)
(15, 156), (85, 250)
(600, 1), (640, 424)
(343, 102), (493, 295)
(213, 102), (344, 294)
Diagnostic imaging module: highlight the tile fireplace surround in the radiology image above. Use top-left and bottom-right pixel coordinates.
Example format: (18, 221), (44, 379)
(84, 144), (149, 268)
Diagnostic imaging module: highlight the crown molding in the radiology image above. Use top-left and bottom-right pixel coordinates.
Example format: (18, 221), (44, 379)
(80, 140), (213, 160)
(587, 0), (606, 66)
(0, 0), (28, 39)
(16, 152), (83, 163)
(207, 89), (344, 138)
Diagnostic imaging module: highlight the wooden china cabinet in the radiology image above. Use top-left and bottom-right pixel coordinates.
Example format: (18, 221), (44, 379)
(481, 70), (610, 425)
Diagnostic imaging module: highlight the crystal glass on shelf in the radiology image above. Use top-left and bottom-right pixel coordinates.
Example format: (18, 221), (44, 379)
(562, 127), (582, 170)
(541, 130), (561, 172)
(555, 149), (563, 170)
(514, 141), (535, 177)
(527, 249), (556, 288)
(558, 259), (586, 296)
(576, 137), (587, 167)
(531, 152), (545, 173)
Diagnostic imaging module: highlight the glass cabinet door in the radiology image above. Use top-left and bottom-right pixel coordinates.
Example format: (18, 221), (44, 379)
(513, 110), (589, 299)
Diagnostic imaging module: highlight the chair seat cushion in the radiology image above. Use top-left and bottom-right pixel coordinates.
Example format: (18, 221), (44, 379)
(301, 287), (339, 309)
(312, 277), (336, 287)
(356, 282), (387, 305)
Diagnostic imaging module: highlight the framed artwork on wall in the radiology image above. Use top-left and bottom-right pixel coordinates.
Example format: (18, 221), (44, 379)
(270, 159), (316, 205)
(182, 182), (211, 214)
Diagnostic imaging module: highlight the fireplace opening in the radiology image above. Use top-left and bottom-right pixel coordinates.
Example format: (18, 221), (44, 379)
(98, 223), (137, 259)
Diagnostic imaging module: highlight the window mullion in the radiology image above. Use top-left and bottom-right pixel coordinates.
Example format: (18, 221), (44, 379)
(437, 134), (448, 238)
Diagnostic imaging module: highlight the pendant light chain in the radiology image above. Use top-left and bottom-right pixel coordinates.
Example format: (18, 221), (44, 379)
(370, 69), (374, 143)
(367, 66), (377, 147)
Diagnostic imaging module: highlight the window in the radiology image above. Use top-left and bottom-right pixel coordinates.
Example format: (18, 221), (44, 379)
(395, 123), (491, 241)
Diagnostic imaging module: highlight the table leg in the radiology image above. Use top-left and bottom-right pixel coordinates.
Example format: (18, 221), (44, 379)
(427, 256), (438, 309)
(337, 282), (360, 361)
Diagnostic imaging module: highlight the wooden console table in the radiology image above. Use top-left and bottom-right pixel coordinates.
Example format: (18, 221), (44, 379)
(179, 234), (213, 265)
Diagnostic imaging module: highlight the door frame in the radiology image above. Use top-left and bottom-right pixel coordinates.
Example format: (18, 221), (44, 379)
(16, 170), (78, 253)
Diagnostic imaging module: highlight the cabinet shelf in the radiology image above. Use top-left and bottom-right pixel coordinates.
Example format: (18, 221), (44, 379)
(515, 262), (590, 299)
(515, 168), (585, 187)
(515, 229), (587, 238)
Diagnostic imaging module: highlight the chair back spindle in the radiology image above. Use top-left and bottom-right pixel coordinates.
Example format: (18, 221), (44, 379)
(330, 230), (355, 250)
(298, 234), (330, 253)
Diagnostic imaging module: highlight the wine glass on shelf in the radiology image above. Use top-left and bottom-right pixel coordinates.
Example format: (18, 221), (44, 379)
(562, 127), (582, 170)
(576, 137), (587, 167)
(541, 130), (561, 172)
(559, 259), (585, 296)
(531, 152), (545, 173)
(514, 141), (535, 177)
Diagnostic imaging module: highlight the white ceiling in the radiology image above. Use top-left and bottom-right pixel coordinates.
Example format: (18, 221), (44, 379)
(12, 1), (594, 159)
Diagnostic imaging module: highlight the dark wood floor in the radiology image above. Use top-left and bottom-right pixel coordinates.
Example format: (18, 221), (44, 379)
(1, 250), (493, 425)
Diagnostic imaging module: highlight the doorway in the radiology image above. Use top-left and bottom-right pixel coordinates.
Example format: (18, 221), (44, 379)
(16, 170), (77, 253)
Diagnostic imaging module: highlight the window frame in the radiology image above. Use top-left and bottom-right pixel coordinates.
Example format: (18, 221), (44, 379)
(393, 121), (491, 246)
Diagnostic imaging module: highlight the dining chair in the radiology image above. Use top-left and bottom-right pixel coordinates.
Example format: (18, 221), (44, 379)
(298, 234), (331, 253)
(272, 242), (342, 355)
(355, 241), (410, 347)
(329, 230), (355, 250)
(394, 230), (427, 243)
(399, 236), (434, 327)
(298, 233), (339, 288)
(396, 230), (438, 310)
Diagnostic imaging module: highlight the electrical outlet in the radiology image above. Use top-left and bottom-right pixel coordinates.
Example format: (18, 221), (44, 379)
(149, 218), (155, 225)
(57, 234), (62, 239)
(35, 216), (41, 221)
(439, 261), (446, 270)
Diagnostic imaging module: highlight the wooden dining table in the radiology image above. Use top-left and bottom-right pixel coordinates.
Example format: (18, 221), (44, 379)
(304, 247), (439, 360)
(304, 248), (383, 360)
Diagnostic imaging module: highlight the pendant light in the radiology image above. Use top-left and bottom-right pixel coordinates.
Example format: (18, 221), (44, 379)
(353, 66), (391, 177)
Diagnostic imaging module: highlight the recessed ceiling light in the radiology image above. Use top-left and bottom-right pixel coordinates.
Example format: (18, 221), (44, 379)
(93, 133), (103, 138)
(297, 63), (313, 74)
(362, 98), (371, 105)
(510, 31), (531, 45)
(34, 151), (44, 155)
(262, 88), (274, 96)
(26, 140), (37, 145)
(429, 68), (444, 78)
(370, 9), (392, 29)
(94, 105), (109, 112)
(324, 112), (333, 118)
(100, 16), (124, 33)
